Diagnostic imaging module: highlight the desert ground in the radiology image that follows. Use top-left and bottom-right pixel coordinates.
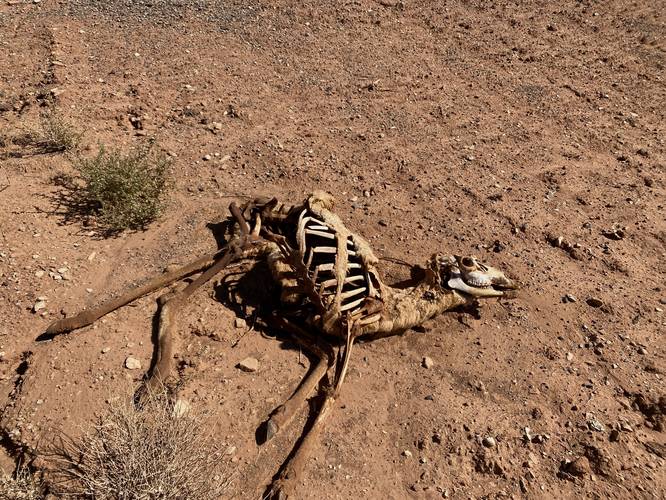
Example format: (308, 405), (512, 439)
(0, 0), (664, 498)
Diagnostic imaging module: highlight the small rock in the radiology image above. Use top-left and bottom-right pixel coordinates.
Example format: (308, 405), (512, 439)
(33, 300), (46, 313)
(522, 427), (533, 442)
(620, 422), (633, 433)
(101, 347), (111, 354)
(124, 356), (141, 370)
(519, 477), (528, 493)
(482, 436), (496, 448)
(224, 445), (237, 456)
(637, 147), (649, 157)
(564, 294), (577, 303)
(35, 270), (45, 278)
(587, 419), (605, 432)
(586, 297), (604, 308)
(202, 154), (212, 161)
(637, 347), (647, 355)
(609, 429), (620, 442)
(237, 357), (259, 372)
(601, 226), (626, 240)
(402, 450), (413, 458)
(172, 399), (191, 417)
(234, 317), (246, 329)
(422, 356), (434, 369)
(560, 456), (591, 478)
(566, 352), (574, 361)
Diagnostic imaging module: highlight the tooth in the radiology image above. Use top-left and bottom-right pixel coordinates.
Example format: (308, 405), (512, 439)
(448, 277), (503, 297)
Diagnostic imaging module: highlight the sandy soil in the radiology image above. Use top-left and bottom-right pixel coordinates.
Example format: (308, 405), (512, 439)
(0, 0), (664, 498)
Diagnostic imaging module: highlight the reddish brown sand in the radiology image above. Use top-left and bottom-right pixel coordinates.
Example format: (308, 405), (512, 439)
(0, 1), (664, 498)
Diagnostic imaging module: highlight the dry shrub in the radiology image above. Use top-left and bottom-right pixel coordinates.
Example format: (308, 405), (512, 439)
(1, 111), (80, 158)
(0, 465), (43, 500)
(51, 392), (231, 499)
(36, 112), (82, 153)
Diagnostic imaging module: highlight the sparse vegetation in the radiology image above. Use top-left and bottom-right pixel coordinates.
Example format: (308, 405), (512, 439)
(51, 391), (231, 499)
(0, 465), (43, 500)
(1, 111), (81, 157)
(72, 141), (171, 233)
(36, 112), (82, 153)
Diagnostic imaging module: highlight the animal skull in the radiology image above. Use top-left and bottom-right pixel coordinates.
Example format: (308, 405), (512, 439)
(439, 254), (517, 297)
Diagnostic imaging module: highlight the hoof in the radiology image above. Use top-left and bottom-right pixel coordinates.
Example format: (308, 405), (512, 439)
(266, 481), (289, 500)
(265, 419), (279, 441)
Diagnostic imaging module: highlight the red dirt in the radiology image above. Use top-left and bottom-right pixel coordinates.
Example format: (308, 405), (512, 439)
(0, 0), (664, 498)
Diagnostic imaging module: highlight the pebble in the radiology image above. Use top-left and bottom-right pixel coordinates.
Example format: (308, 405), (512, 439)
(35, 270), (45, 278)
(620, 422), (633, 432)
(482, 436), (496, 448)
(564, 294), (577, 303)
(101, 347), (111, 354)
(124, 356), (141, 370)
(237, 357), (259, 372)
(587, 419), (605, 432)
(561, 456), (591, 478)
(566, 352), (574, 361)
(402, 450), (413, 458)
(33, 300), (46, 313)
(234, 318), (245, 329)
(172, 399), (191, 417)
(202, 154), (212, 161)
(586, 297), (604, 308)
(422, 356), (434, 369)
(637, 347), (647, 355)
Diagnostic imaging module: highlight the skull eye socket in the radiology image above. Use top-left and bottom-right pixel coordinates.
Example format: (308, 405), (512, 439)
(460, 256), (475, 269)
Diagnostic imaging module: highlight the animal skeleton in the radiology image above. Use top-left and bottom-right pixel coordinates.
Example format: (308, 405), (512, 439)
(44, 191), (518, 499)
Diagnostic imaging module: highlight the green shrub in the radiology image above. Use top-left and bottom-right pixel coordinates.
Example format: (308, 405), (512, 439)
(74, 142), (171, 233)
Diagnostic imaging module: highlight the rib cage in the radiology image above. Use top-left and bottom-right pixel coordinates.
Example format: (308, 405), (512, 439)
(298, 210), (372, 315)
(248, 191), (382, 336)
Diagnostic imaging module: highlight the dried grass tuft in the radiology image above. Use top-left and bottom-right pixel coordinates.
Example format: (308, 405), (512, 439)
(0, 465), (43, 500)
(51, 391), (231, 499)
